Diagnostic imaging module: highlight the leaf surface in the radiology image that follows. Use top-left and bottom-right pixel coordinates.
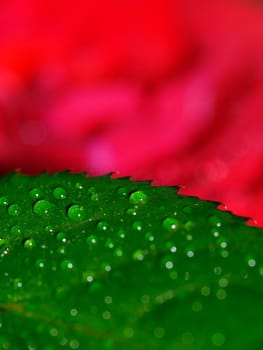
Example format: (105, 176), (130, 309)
(0, 172), (262, 349)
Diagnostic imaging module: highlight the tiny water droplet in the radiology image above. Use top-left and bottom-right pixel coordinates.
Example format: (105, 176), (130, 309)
(8, 204), (21, 216)
(182, 206), (192, 214)
(23, 238), (36, 249)
(53, 187), (67, 199)
(127, 208), (137, 216)
(105, 238), (114, 249)
(91, 193), (99, 201)
(209, 215), (222, 227)
(86, 235), (97, 245)
(10, 225), (22, 235)
(67, 204), (87, 222)
(45, 225), (58, 234)
(97, 221), (109, 231)
(117, 187), (128, 197)
(60, 259), (74, 270)
(33, 200), (55, 216)
(29, 188), (44, 200)
(162, 217), (179, 232)
(56, 232), (68, 243)
(114, 247), (123, 257)
(75, 182), (84, 190)
(145, 232), (155, 241)
(35, 259), (46, 269)
(0, 196), (8, 206)
(87, 186), (96, 194)
(132, 221), (143, 231)
(212, 332), (225, 347)
(129, 191), (148, 205)
(132, 249), (145, 261)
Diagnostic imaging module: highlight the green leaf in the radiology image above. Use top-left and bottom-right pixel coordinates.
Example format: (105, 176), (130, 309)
(0, 172), (262, 350)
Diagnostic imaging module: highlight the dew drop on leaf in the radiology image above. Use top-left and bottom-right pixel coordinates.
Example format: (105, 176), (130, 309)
(29, 188), (44, 200)
(67, 204), (87, 222)
(7, 204), (21, 216)
(10, 225), (22, 235)
(60, 259), (74, 270)
(52, 187), (67, 199)
(33, 200), (55, 216)
(0, 196), (8, 206)
(56, 232), (68, 243)
(162, 217), (179, 232)
(97, 221), (109, 231)
(129, 190), (148, 205)
(117, 187), (128, 197)
(23, 238), (36, 249)
(86, 235), (97, 245)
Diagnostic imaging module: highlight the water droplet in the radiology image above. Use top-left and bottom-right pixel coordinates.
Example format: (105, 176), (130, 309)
(0, 196), (8, 206)
(127, 208), (137, 216)
(117, 187), (128, 197)
(97, 221), (109, 231)
(8, 204), (21, 216)
(129, 191), (148, 205)
(212, 332), (225, 347)
(70, 308), (78, 317)
(248, 258), (256, 267)
(86, 235), (97, 245)
(87, 186), (96, 194)
(105, 238), (114, 249)
(33, 200), (55, 216)
(56, 232), (68, 243)
(45, 225), (58, 234)
(10, 225), (22, 235)
(53, 187), (67, 199)
(154, 327), (165, 339)
(132, 249), (145, 261)
(23, 238), (36, 249)
(209, 215), (222, 227)
(61, 259), (74, 270)
(75, 182), (84, 190)
(29, 188), (44, 200)
(145, 232), (155, 241)
(201, 286), (211, 296)
(102, 310), (111, 320)
(114, 247), (123, 257)
(91, 193), (99, 201)
(104, 296), (112, 305)
(162, 217), (179, 232)
(216, 288), (227, 300)
(67, 204), (87, 222)
(182, 206), (192, 214)
(117, 229), (125, 239)
(132, 221), (143, 231)
(35, 259), (46, 269)
(14, 278), (23, 289)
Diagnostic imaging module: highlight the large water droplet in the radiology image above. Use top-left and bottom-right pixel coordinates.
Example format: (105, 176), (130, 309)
(53, 187), (67, 199)
(129, 191), (148, 205)
(8, 204), (21, 216)
(67, 204), (87, 222)
(33, 200), (55, 216)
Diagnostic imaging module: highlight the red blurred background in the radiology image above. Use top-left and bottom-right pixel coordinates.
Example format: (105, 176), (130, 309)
(0, 0), (263, 225)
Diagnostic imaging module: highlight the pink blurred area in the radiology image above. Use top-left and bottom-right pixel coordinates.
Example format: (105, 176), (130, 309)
(0, 0), (263, 225)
